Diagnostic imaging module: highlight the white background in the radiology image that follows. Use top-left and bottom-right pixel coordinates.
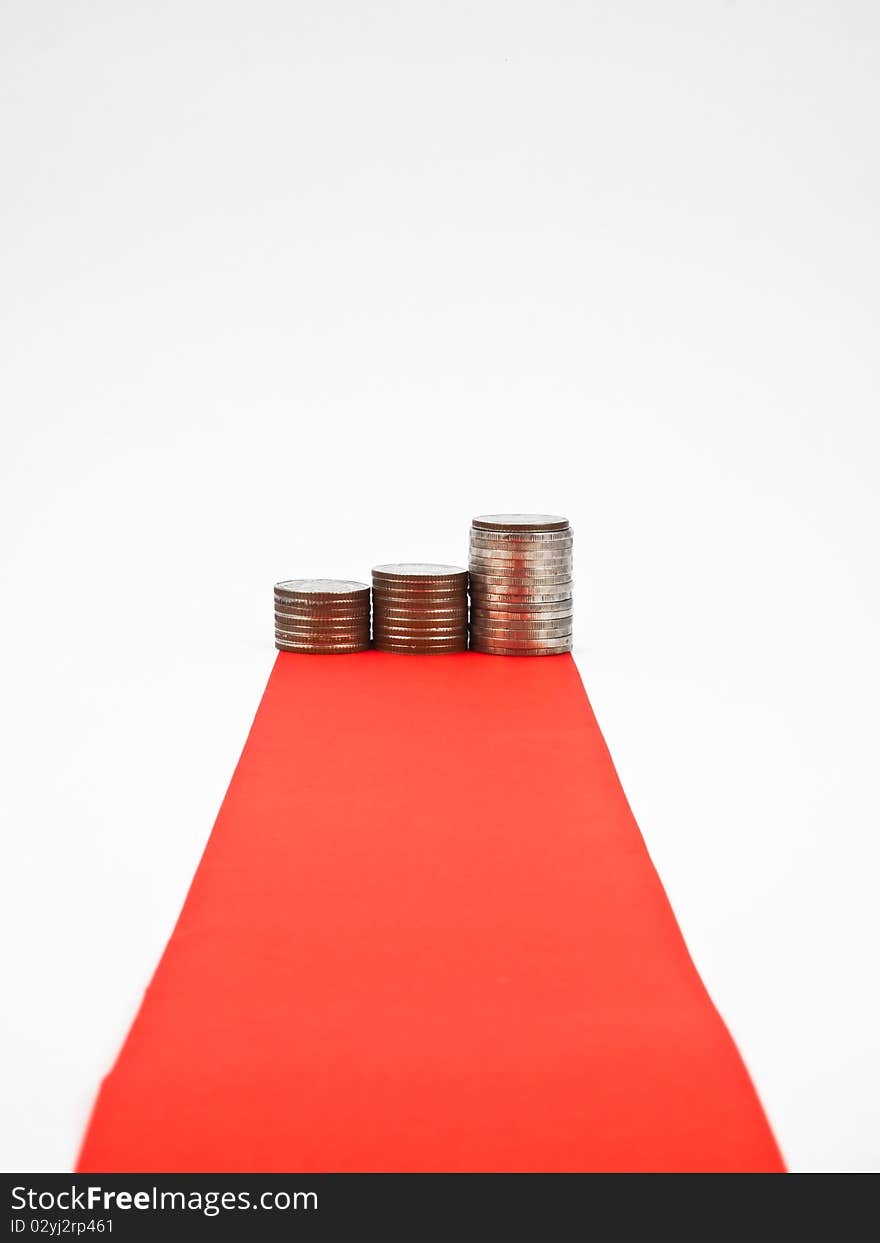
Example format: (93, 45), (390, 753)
(2, 1), (878, 1173)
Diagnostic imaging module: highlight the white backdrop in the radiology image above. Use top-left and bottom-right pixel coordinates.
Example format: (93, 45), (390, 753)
(2, 1), (878, 1173)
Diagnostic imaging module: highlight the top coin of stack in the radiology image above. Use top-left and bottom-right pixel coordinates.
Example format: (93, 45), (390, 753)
(274, 579), (371, 653)
(468, 514), (573, 656)
(372, 564), (468, 654)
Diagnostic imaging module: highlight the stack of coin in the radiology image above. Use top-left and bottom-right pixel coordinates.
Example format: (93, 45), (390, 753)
(372, 564), (468, 654)
(469, 515), (573, 656)
(274, 579), (371, 653)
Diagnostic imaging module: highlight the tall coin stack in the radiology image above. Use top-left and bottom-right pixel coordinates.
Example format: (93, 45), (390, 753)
(469, 514), (573, 656)
(274, 579), (371, 653)
(372, 564), (469, 654)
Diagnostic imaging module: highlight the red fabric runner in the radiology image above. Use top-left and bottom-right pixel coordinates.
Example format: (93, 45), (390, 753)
(78, 651), (783, 1171)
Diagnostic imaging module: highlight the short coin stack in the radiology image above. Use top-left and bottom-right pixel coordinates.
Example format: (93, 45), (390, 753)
(469, 514), (573, 656)
(274, 579), (371, 654)
(372, 564), (469, 654)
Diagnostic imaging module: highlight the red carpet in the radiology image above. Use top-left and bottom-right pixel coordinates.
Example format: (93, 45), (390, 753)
(77, 651), (783, 1171)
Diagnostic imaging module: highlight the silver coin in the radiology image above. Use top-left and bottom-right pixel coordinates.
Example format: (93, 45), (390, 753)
(470, 570), (572, 583)
(275, 642), (370, 654)
(470, 598), (573, 609)
(472, 633), (573, 647)
(273, 600), (369, 610)
(471, 633), (573, 646)
(470, 545), (572, 559)
(274, 591), (370, 602)
(275, 631), (369, 645)
(473, 619), (572, 630)
(372, 576), (467, 588)
(471, 596), (573, 609)
(372, 563), (467, 578)
(470, 531), (574, 546)
(470, 554), (572, 566)
(471, 551), (571, 564)
(471, 514), (569, 532)
(274, 612), (369, 624)
(374, 577), (459, 584)
(468, 547), (573, 563)
(469, 537), (572, 552)
(470, 567), (572, 580)
(470, 574), (573, 588)
(275, 579), (369, 595)
(469, 545), (572, 559)
(274, 599), (370, 610)
(472, 640), (573, 651)
(469, 560), (573, 576)
(273, 604), (370, 615)
(470, 564), (571, 577)
(274, 602), (369, 615)
(469, 626), (574, 636)
(472, 639), (573, 651)
(470, 526), (573, 539)
(472, 591), (573, 605)
(469, 531), (573, 546)
(472, 631), (574, 644)
(471, 583), (573, 594)
(470, 643), (572, 657)
(471, 617), (573, 633)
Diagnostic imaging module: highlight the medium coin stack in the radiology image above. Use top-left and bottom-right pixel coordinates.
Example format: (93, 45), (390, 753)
(274, 579), (371, 653)
(372, 564), (469, 654)
(469, 514), (573, 656)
